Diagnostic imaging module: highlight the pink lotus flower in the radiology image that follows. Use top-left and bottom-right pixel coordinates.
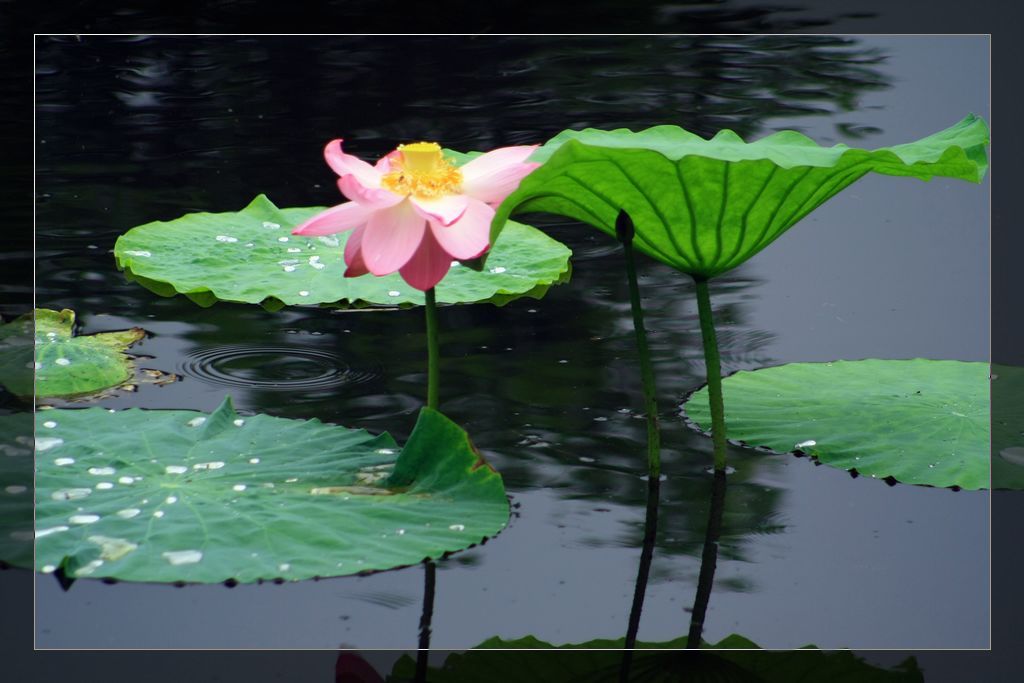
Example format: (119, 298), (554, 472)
(292, 139), (540, 291)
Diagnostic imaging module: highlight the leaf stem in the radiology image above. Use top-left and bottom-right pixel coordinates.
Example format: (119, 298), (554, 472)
(694, 277), (727, 471)
(425, 287), (440, 411)
(616, 211), (661, 479)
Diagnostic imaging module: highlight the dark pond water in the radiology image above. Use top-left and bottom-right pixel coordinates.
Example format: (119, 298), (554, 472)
(22, 35), (988, 652)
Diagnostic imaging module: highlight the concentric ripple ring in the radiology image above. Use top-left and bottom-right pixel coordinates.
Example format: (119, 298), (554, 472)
(180, 344), (376, 391)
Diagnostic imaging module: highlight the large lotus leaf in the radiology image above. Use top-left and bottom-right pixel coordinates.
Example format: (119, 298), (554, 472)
(492, 115), (988, 278)
(34, 398), (508, 583)
(992, 364), (1024, 489)
(388, 634), (921, 682)
(0, 309), (144, 399)
(683, 359), (988, 490)
(114, 195), (571, 312)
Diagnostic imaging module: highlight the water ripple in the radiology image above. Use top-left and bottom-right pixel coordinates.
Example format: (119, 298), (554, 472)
(179, 344), (377, 392)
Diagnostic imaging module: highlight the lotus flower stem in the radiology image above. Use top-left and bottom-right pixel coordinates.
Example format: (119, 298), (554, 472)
(424, 287), (440, 411)
(616, 211), (661, 479)
(694, 277), (727, 471)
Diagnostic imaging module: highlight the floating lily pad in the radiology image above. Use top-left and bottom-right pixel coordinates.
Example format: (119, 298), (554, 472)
(492, 115), (988, 278)
(35, 398), (509, 583)
(682, 359), (988, 489)
(992, 364), (1024, 490)
(389, 634), (921, 682)
(0, 309), (145, 399)
(114, 195), (572, 312)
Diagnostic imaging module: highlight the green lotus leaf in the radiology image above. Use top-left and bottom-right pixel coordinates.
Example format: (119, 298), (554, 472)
(493, 115), (989, 278)
(114, 195), (572, 312)
(442, 149), (483, 166)
(682, 359), (988, 490)
(992, 364), (1024, 490)
(0, 309), (145, 399)
(34, 397), (509, 583)
(388, 634), (921, 682)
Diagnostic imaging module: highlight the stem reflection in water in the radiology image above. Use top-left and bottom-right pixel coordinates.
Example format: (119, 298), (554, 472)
(619, 475), (661, 682)
(687, 468), (728, 648)
(618, 467), (728, 678)
(415, 560), (437, 682)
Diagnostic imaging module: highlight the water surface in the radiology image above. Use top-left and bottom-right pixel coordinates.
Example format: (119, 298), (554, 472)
(25, 34), (989, 650)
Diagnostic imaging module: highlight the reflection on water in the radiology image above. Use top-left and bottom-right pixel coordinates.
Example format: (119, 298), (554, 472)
(0, 307), (34, 572)
(686, 469), (728, 648)
(0, 412), (33, 570)
(20, 0), (876, 35)
(23, 33), (990, 651)
(34, 34), (889, 254)
(621, 476), (660, 676)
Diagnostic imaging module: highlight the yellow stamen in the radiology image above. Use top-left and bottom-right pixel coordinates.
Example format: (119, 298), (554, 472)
(382, 141), (463, 199)
(398, 142), (443, 173)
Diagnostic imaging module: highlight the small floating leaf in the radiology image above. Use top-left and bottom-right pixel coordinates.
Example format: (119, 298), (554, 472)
(0, 309), (145, 399)
(682, 359), (988, 489)
(35, 398), (509, 583)
(492, 115), (988, 278)
(389, 633), (922, 682)
(114, 195), (572, 311)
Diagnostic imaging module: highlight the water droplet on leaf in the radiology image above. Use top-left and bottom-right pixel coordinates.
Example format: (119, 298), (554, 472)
(163, 549), (203, 565)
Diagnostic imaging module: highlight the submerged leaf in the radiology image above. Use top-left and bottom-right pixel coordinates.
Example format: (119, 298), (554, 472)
(0, 309), (145, 399)
(389, 633), (922, 682)
(35, 398), (509, 583)
(493, 115), (989, 278)
(682, 359), (988, 489)
(114, 195), (571, 311)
